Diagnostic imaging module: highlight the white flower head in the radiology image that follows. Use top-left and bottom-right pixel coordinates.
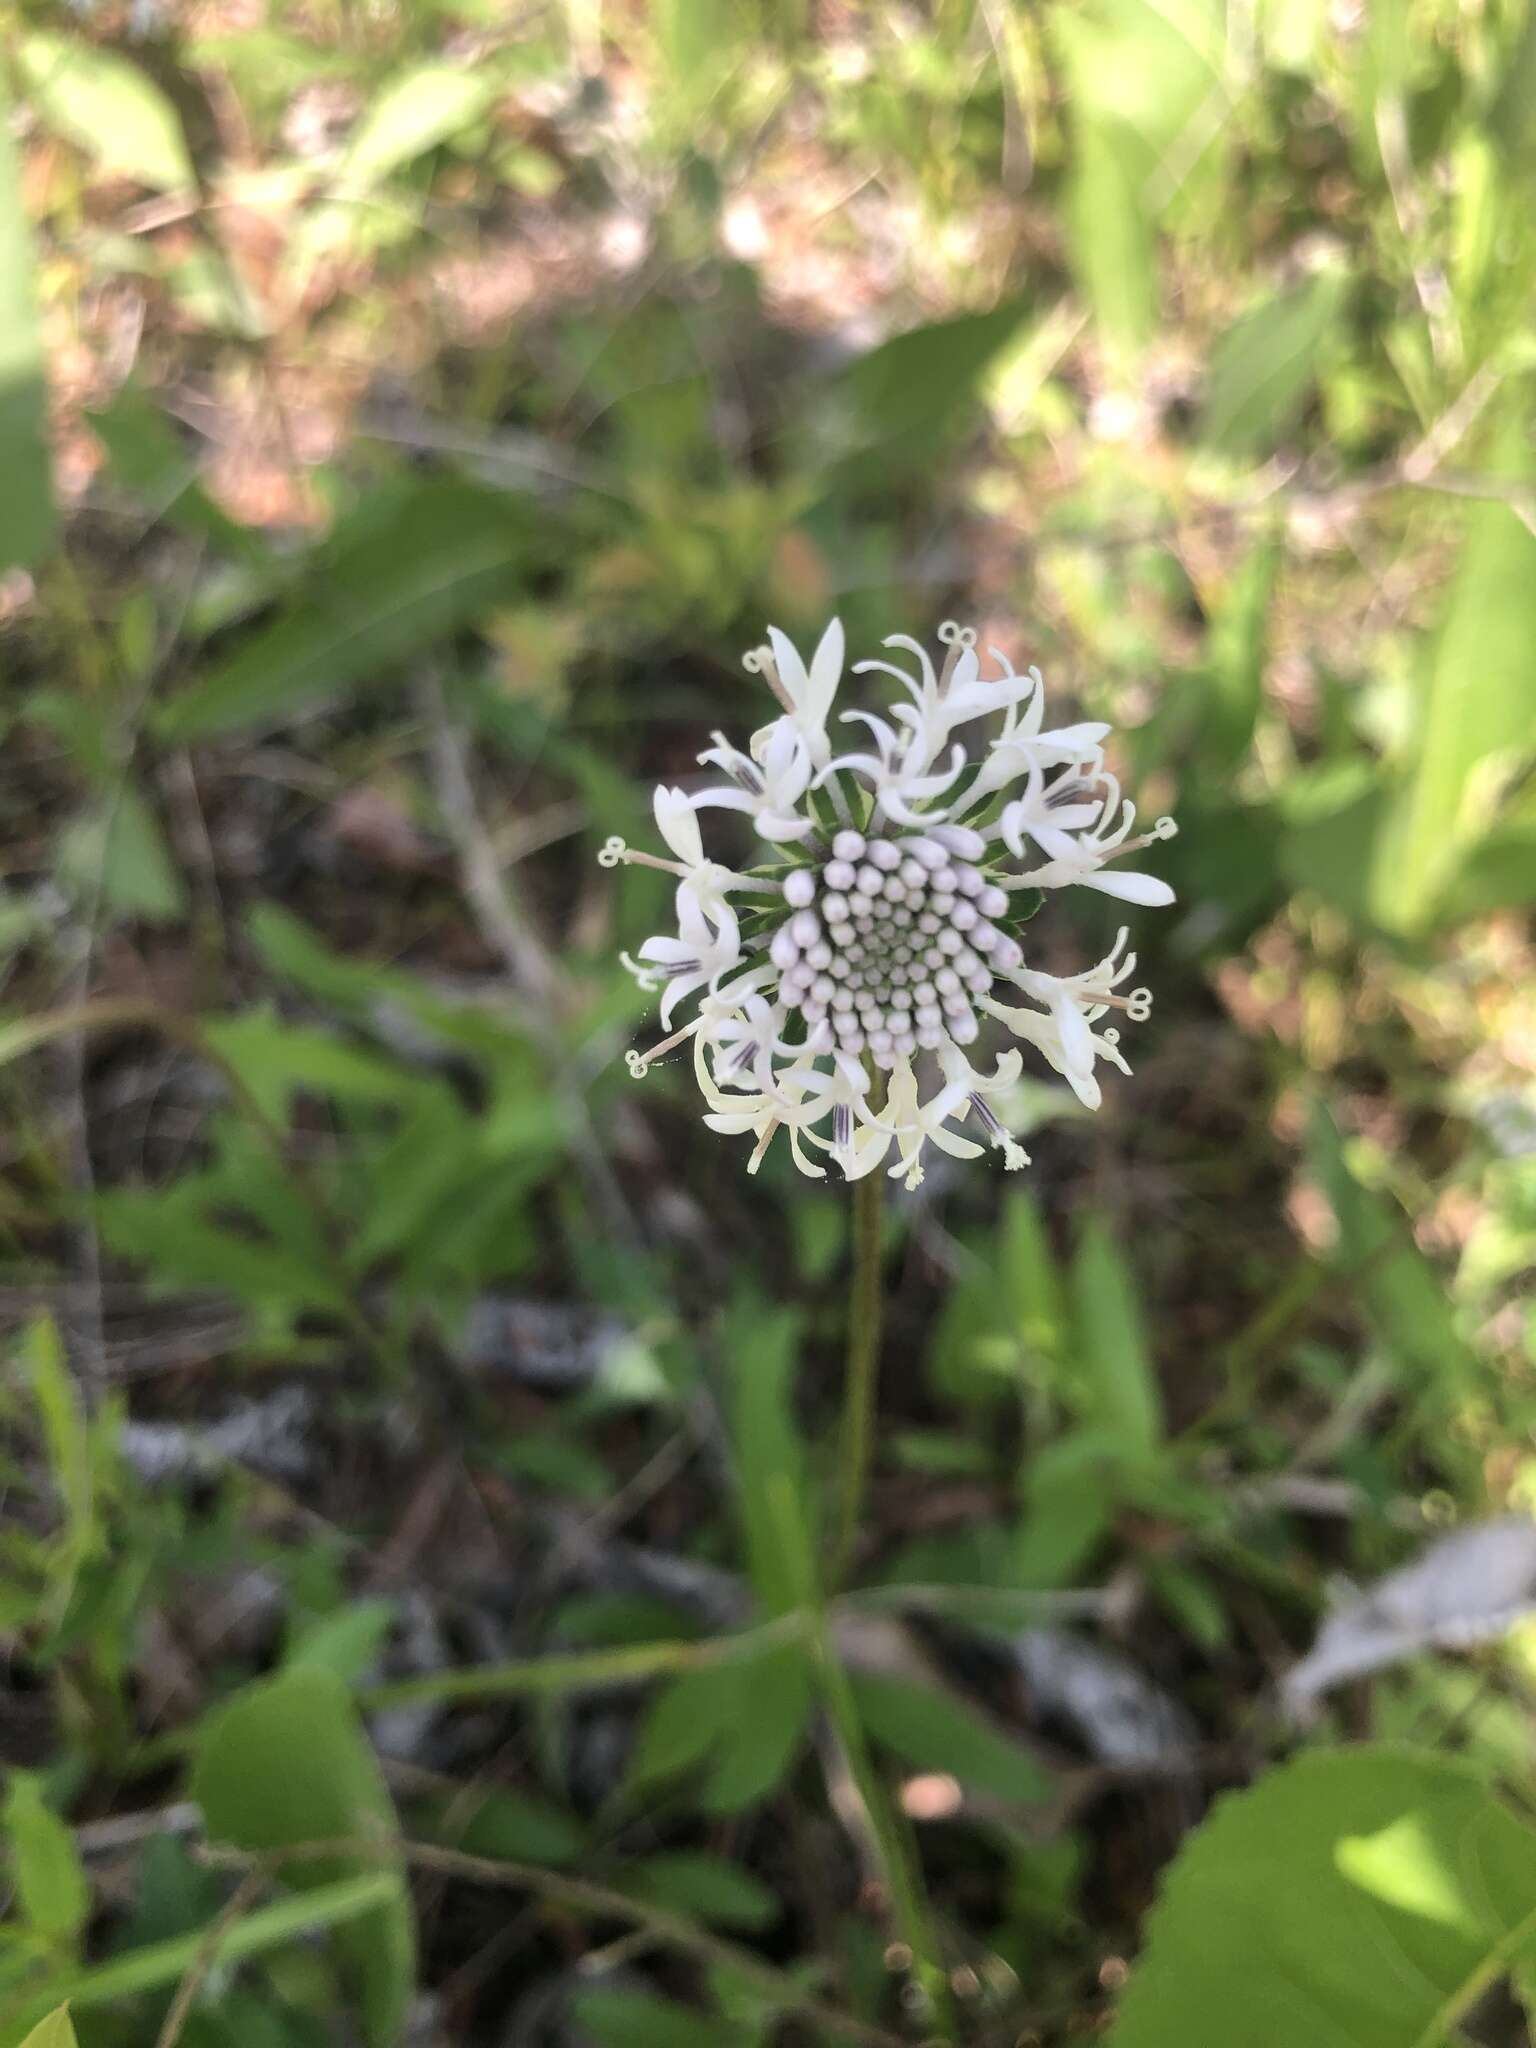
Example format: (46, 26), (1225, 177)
(604, 619), (1177, 1186)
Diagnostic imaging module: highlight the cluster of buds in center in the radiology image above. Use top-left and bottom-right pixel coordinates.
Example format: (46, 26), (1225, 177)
(771, 825), (1017, 1064)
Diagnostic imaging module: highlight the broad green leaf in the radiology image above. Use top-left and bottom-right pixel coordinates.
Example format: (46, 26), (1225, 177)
(0, 71), (53, 569)
(1069, 1222), (1163, 1463)
(625, 1639), (814, 1816)
(623, 1853), (780, 1931)
(1373, 457), (1536, 932)
(828, 298), (1035, 479)
(727, 1305), (817, 1615)
(1199, 272), (1347, 456)
(16, 2009), (78, 2048)
(192, 1667), (415, 2048)
(572, 1987), (744, 2048)
(850, 1670), (1050, 1806)
(1112, 1747), (1536, 2047)
(201, 1010), (410, 1120)
(338, 64), (499, 191)
(410, 1784), (589, 1869)
(18, 33), (194, 192)
(1064, 120), (1158, 357)
(3, 1775), (89, 1945)
(156, 480), (537, 741)
(1053, 0), (1223, 357)
(285, 1599), (396, 1682)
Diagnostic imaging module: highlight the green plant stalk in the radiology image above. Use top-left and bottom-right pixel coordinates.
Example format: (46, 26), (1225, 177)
(1, 1872), (398, 2034)
(811, 1613), (955, 2038)
(819, 1170), (954, 2035)
(831, 1166), (885, 1585)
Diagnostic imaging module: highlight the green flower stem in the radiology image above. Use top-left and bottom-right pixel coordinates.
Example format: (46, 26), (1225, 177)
(811, 1613), (955, 2039)
(832, 1166), (885, 1586)
(821, 1164), (954, 2037)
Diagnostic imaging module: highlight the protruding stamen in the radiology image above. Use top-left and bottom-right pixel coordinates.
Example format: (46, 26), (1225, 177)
(744, 643), (793, 714)
(598, 836), (628, 868)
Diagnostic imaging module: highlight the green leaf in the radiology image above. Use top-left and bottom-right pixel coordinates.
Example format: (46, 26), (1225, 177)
(3, 1775), (89, 1946)
(727, 1305), (817, 1616)
(622, 1853), (780, 1931)
(1372, 453), (1536, 932)
(1112, 1747), (1536, 2047)
(5, 1873), (398, 2038)
(1201, 534), (1279, 767)
(626, 1640), (814, 1816)
(191, 1667), (415, 2048)
(850, 1670), (1050, 1806)
(1305, 1104), (1481, 1437)
(1063, 120), (1158, 357)
(15, 2009), (78, 2048)
(56, 785), (187, 925)
(1053, 0), (1223, 358)
(18, 33), (194, 192)
(1199, 273), (1347, 457)
(0, 68), (53, 569)
(410, 1785), (589, 1869)
(156, 480), (537, 740)
(1069, 1222), (1163, 1464)
(827, 299), (1035, 482)
(88, 388), (265, 560)
(285, 1600), (396, 1682)
(572, 1987), (744, 2048)
(338, 64), (499, 190)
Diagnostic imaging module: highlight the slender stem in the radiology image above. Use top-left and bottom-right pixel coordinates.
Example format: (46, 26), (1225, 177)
(832, 1167), (885, 1585)
(812, 1616), (957, 2040)
(194, 1837), (909, 2048)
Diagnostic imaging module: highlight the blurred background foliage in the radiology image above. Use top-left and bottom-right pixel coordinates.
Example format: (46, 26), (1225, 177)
(2, 0), (1536, 2042)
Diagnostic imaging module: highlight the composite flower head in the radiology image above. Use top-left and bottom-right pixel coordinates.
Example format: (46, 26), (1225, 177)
(602, 620), (1177, 1187)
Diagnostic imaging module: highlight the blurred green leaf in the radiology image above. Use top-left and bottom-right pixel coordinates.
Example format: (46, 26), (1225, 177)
(1069, 1222), (1163, 1464)
(1373, 461), (1536, 932)
(1199, 273), (1347, 457)
(286, 1600), (396, 1682)
(156, 480), (538, 740)
(1306, 1104), (1482, 1438)
(728, 1305), (817, 1615)
(15, 2010), (79, 2048)
(626, 1639), (814, 1815)
(338, 64), (499, 189)
(6, 1874), (399, 2038)
(1053, 0), (1223, 357)
(1112, 1747), (1536, 2047)
(192, 1667), (415, 2048)
(851, 1669), (1050, 1805)
(56, 785), (187, 925)
(18, 33), (195, 192)
(411, 1785), (589, 1869)
(827, 299), (1034, 481)
(1200, 535), (1279, 768)
(89, 388), (267, 560)
(573, 1987), (747, 2048)
(623, 1853), (780, 1931)
(0, 70), (53, 570)
(3, 1775), (89, 1947)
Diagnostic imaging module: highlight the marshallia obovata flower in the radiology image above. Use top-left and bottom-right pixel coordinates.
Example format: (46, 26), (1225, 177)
(601, 620), (1176, 1187)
